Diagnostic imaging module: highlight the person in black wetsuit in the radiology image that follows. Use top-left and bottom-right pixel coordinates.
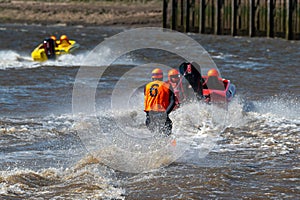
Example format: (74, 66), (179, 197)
(178, 62), (205, 102)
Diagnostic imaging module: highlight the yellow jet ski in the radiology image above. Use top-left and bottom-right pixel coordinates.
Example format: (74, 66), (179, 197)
(31, 35), (80, 62)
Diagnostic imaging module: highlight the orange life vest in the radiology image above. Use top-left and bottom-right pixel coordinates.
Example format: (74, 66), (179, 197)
(144, 80), (171, 112)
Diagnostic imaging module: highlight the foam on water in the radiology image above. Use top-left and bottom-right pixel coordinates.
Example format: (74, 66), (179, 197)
(0, 92), (298, 198)
(218, 95), (299, 161)
(0, 50), (33, 69)
(0, 114), (126, 199)
(72, 110), (178, 173)
(0, 50), (83, 69)
(76, 93), (299, 168)
(72, 96), (235, 172)
(0, 49), (142, 70)
(252, 95), (299, 120)
(0, 164), (124, 199)
(211, 51), (273, 71)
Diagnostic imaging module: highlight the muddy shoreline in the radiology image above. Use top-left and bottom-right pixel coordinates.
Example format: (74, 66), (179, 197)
(0, 1), (162, 27)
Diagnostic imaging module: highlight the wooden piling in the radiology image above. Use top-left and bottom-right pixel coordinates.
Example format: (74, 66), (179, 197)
(267, 0), (274, 38)
(163, 0), (168, 28)
(191, 0), (196, 31)
(180, 0), (184, 31)
(249, 0), (255, 37)
(162, 0), (300, 40)
(171, 0), (178, 30)
(286, 0), (293, 40)
(199, 0), (205, 33)
(185, 0), (190, 32)
(231, 0), (237, 36)
(214, 0), (221, 35)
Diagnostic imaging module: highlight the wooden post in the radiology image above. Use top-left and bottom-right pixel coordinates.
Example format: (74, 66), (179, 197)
(185, 0), (190, 32)
(163, 0), (168, 28)
(199, 0), (205, 33)
(286, 0), (293, 40)
(191, 0), (195, 31)
(172, 0), (178, 30)
(161, 0), (297, 40)
(214, 0), (221, 35)
(267, 0), (274, 38)
(232, 0), (237, 36)
(249, 0), (255, 37)
(180, 0), (184, 30)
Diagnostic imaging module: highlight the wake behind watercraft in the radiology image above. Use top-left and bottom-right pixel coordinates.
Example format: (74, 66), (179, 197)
(31, 35), (80, 62)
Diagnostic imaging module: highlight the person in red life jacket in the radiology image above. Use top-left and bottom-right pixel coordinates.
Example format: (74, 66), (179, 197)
(203, 68), (225, 90)
(203, 68), (225, 102)
(59, 34), (71, 47)
(165, 69), (186, 109)
(144, 68), (176, 136)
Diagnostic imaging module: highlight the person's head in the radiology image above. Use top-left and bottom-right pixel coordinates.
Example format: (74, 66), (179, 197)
(207, 68), (219, 77)
(151, 68), (163, 81)
(168, 69), (180, 83)
(50, 35), (57, 41)
(60, 35), (69, 42)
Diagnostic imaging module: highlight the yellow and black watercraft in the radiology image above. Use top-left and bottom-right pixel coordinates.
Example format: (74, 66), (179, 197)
(31, 35), (80, 62)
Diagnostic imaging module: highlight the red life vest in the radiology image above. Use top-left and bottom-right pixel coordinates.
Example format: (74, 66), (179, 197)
(166, 80), (186, 109)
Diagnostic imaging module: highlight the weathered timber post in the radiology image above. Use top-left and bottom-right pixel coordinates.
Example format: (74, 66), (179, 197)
(163, 0), (168, 28)
(191, 0), (195, 31)
(286, 0), (293, 40)
(232, 0), (237, 36)
(180, 0), (184, 30)
(199, 0), (206, 33)
(164, 0), (299, 40)
(171, 0), (178, 30)
(267, 0), (274, 38)
(185, 0), (190, 32)
(249, 0), (255, 37)
(214, 0), (221, 35)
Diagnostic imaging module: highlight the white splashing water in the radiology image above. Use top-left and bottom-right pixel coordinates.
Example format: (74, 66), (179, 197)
(0, 50), (97, 69)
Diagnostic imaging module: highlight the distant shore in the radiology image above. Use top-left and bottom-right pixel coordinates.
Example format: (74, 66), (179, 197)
(0, 0), (162, 27)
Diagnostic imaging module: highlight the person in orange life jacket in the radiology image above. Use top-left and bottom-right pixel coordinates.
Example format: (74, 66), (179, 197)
(59, 34), (71, 47)
(203, 68), (225, 102)
(203, 68), (225, 90)
(144, 68), (176, 136)
(165, 69), (186, 109)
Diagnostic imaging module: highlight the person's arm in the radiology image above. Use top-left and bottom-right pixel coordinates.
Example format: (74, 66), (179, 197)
(144, 84), (148, 112)
(166, 87), (176, 115)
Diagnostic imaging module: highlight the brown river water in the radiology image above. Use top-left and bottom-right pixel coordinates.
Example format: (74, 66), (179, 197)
(0, 24), (299, 199)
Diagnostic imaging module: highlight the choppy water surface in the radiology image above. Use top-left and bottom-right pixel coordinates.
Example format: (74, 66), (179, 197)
(0, 24), (299, 199)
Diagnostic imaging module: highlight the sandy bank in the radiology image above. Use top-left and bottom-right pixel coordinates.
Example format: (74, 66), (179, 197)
(0, 0), (162, 27)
